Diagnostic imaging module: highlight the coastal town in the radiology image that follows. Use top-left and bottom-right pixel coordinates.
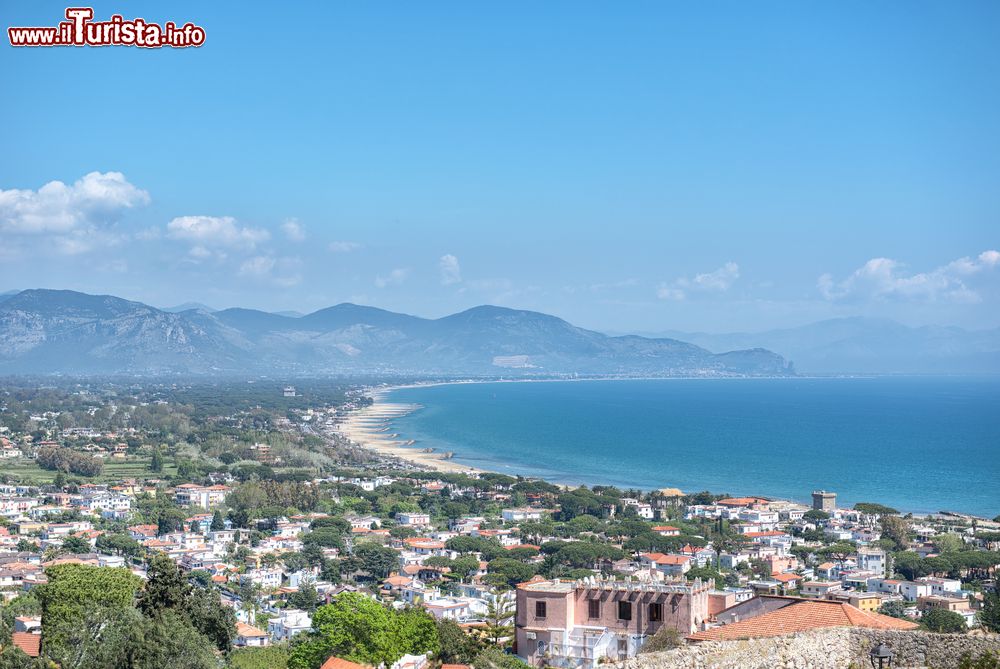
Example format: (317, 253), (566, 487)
(0, 381), (998, 669)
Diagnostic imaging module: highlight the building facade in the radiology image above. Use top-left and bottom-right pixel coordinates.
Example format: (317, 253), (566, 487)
(515, 577), (710, 669)
(812, 490), (837, 511)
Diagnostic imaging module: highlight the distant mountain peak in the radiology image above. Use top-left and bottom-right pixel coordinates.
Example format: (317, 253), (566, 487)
(0, 289), (794, 377)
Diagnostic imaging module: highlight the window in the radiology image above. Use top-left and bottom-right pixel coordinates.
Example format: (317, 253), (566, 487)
(535, 601), (547, 619)
(617, 600), (632, 621)
(588, 599), (601, 619)
(648, 603), (662, 622)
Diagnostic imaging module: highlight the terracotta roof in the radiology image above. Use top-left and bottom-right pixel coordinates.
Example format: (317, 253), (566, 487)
(11, 632), (40, 657)
(688, 600), (918, 641)
(771, 573), (801, 583)
(641, 552), (691, 565)
(321, 658), (370, 669)
(236, 621), (268, 638)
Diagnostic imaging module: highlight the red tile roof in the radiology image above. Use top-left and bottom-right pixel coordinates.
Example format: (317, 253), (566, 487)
(236, 622), (268, 638)
(321, 658), (370, 669)
(688, 600), (918, 641)
(11, 632), (40, 657)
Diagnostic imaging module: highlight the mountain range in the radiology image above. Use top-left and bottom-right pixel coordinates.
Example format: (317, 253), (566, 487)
(644, 319), (1000, 374)
(0, 290), (791, 377)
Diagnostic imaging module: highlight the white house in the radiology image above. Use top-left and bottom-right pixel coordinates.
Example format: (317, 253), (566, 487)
(397, 512), (431, 527)
(899, 581), (933, 601)
(856, 548), (887, 578)
(267, 608), (312, 641)
(235, 622), (269, 647)
(501, 508), (546, 523)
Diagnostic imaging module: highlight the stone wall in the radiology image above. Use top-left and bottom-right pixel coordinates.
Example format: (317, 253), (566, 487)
(850, 629), (1000, 669)
(617, 628), (1000, 669)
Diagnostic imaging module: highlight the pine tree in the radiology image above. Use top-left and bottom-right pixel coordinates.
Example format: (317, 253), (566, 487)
(150, 447), (164, 473)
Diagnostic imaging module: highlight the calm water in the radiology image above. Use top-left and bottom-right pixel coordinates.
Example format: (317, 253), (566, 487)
(387, 378), (1000, 517)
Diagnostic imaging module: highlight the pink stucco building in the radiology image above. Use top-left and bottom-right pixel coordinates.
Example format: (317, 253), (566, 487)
(515, 577), (710, 668)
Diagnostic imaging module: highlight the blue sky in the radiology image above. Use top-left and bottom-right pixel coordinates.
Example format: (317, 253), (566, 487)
(1, 1), (998, 332)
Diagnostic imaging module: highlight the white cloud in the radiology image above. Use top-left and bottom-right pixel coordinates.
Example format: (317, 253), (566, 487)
(590, 278), (638, 292)
(375, 268), (409, 288)
(329, 241), (361, 253)
(239, 255), (302, 287)
(818, 250), (1000, 303)
(166, 216), (269, 250)
(692, 261), (740, 291)
(0, 171), (149, 255)
(281, 218), (306, 242)
(0, 171), (149, 235)
(439, 254), (462, 285)
(239, 256), (276, 276)
(657, 262), (740, 300)
(655, 285), (686, 301)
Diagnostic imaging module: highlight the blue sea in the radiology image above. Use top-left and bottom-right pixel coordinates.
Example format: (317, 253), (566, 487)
(386, 378), (1000, 517)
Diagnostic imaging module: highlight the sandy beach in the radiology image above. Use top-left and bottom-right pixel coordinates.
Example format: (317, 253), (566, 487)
(336, 389), (484, 474)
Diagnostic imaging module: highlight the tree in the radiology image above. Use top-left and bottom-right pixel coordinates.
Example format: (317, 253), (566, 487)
(894, 551), (926, 581)
(138, 553), (191, 615)
(186, 585), (238, 652)
(150, 447), (164, 472)
(880, 515), (911, 551)
(854, 502), (899, 515)
(95, 533), (142, 558)
(803, 509), (829, 522)
(228, 645), (292, 669)
(211, 510), (226, 531)
(288, 593), (439, 669)
(137, 553), (235, 652)
(486, 558), (536, 589)
(980, 589), (1000, 633)
(879, 600), (909, 619)
(451, 555), (480, 581)
(436, 618), (481, 664)
(473, 647), (532, 669)
(817, 542), (857, 564)
(288, 581), (320, 613)
(483, 598), (515, 647)
(16, 539), (38, 553)
(639, 626), (682, 653)
(35, 563), (143, 668)
(921, 608), (967, 633)
(933, 533), (964, 554)
(355, 542), (399, 580)
(62, 535), (90, 554)
(124, 609), (219, 669)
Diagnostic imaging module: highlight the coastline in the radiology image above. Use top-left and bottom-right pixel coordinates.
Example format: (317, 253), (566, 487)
(335, 387), (485, 475)
(336, 379), (999, 522)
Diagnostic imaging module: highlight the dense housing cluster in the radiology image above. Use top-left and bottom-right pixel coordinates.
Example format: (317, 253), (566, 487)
(0, 381), (998, 669)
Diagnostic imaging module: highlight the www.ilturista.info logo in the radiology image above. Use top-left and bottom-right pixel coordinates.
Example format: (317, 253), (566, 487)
(8, 7), (205, 48)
